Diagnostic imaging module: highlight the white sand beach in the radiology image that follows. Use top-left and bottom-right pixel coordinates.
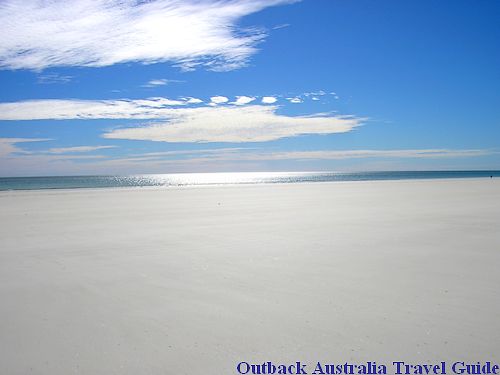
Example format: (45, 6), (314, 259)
(1, 178), (499, 375)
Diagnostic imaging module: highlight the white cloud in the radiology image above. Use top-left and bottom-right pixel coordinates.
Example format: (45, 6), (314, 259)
(231, 96), (256, 105)
(147, 79), (169, 86)
(134, 97), (187, 107)
(210, 96), (229, 105)
(37, 73), (73, 84)
(232, 149), (495, 161)
(103, 105), (361, 143)
(48, 145), (116, 154)
(0, 0), (296, 71)
(0, 98), (361, 143)
(138, 148), (249, 157)
(142, 78), (183, 87)
(272, 23), (290, 30)
(288, 97), (303, 104)
(304, 90), (326, 97)
(0, 94), (332, 121)
(184, 97), (203, 104)
(102, 148), (496, 166)
(261, 96), (277, 104)
(107, 148), (251, 163)
(2, 144), (495, 177)
(0, 98), (191, 120)
(0, 138), (51, 157)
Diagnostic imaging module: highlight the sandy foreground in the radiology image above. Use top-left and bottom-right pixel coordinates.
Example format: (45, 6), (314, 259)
(0, 178), (499, 374)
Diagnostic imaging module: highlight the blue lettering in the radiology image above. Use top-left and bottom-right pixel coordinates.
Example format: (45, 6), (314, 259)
(238, 362), (251, 374)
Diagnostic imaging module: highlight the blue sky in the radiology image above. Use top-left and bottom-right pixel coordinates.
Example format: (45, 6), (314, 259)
(0, 0), (499, 176)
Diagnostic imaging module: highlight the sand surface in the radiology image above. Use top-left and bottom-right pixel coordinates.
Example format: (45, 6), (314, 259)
(1, 179), (499, 374)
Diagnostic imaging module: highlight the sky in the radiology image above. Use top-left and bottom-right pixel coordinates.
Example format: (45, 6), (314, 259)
(0, 0), (499, 176)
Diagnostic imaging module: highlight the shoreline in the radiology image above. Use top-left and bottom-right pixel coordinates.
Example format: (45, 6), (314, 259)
(0, 175), (498, 194)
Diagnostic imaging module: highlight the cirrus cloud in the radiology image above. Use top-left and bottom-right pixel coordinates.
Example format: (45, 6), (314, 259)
(0, 138), (51, 157)
(0, 0), (297, 71)
(48, 145), (117, 154)
(142, 78), (183, 87)
(0, 98), (190, 120)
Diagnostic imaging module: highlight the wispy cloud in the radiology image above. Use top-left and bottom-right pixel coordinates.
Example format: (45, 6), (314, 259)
(0, 0), (297, 71)
(0, 91), (338, 120)
(104, 148), (251, 163)
(135, 97), (187, 107)
(0, 95), (337, 119)
(0, 98), (190, 120)
(184, 97), (204, 104)
(303, 90), (326, 97)
(232, 149), (496, 161)
(0, 137), (51, 157)
(48, 145), (116, 154)
(137, 148), (249, 157)
(142, 78), (183, 87)
(2, 145), (495, 177)
(75, 148), (500, 172)
(0, 98), (362, 143)
(103, 106), (362, 143)
(272, 23), (290, 30)
(37, 73), (73, 84)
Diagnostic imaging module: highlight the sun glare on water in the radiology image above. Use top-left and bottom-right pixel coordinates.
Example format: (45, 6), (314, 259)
(140, 172), (318, 186)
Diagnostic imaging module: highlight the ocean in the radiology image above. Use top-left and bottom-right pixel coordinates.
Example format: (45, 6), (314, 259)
(0, 171), (498, 191)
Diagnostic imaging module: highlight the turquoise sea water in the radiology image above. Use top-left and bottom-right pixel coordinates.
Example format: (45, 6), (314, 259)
(0, 171), (498, 191)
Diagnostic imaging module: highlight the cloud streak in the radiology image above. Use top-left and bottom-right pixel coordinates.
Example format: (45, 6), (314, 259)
(232, 149), (495, 161)
(0, 0), (296, 71)
(0, 98), (362, 143)
(103, 106), (361, 143)
(0, 91), (338, 120)
(2, 144), (495, 177)
(37, 73), (73, 84)
(0, 137), (50, 157)
(48, 145), (116, 154)
(115, 148), (496, 164)
(142, 78), (183, 87)
(0, 98), (189, 120)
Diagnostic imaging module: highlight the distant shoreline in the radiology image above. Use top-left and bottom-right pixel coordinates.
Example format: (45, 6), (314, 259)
(0, 170), (498, 191)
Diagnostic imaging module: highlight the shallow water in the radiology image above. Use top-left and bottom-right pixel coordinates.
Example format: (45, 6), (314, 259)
(0, 170), (499, 191)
